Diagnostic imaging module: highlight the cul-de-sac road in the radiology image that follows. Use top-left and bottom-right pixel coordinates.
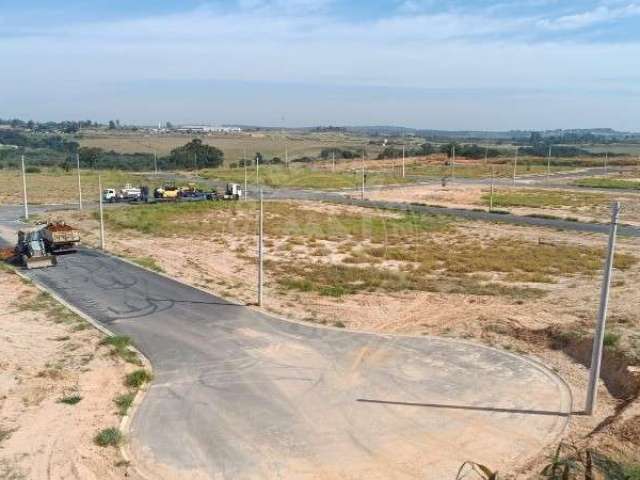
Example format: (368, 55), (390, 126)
(0, 208), (572, 480)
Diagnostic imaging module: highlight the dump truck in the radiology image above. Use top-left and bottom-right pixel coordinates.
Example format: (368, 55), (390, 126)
(41, 222), (80, 253)
(15, 229), (57, 269)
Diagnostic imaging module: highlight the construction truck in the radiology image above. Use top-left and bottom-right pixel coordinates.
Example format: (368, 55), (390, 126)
(153, 184), (180, 200)
(41, 222), (80, 253)
(15, 229), (57, 269)
(221, 183), (242, 200)
(103, 184), (143, 203)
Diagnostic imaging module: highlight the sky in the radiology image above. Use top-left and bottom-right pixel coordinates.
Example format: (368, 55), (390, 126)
(1, 0), (639, 130)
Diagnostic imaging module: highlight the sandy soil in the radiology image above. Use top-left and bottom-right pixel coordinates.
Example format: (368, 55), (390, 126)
(367, 183), (640, 226)
(0, 269), (142, 480)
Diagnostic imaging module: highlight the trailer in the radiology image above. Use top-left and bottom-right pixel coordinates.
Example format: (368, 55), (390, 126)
(41, 222), (80, 253)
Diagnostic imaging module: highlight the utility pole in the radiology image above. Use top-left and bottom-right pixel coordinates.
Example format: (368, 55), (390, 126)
(513, 146), (519, 185)
(21, 155), (29, 220)
(256, 154), (260, 190)
(154, 152), (158, 175)
(98, 175), (105, 250)
(585, 202), (621, 415)
(402, 145), (406, 178)
(361, 149), (366, 200)
(546, 145), (552, 184)
(244, 159), (248, 201)
(450, 145), (455, 182)
(604, 153), (608, 176)
(484, 145), (489, 165)
(490, 165), (495, 212)
(285, 144), (289, 169)
(257, 189), (264, 307)
(76, 153), (83, 210)
(332, 151), (336, 173)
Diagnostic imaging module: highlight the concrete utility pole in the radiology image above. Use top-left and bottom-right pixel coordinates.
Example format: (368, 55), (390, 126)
(546, 145), (552, 184)
(256, 154), (260, 190)
(513, 146), (519, 185)
(450, 145), (455, 181)
(484, 145), (489, 165)
(402, 145), (406, 178)
(490, 165), (495, 212)
(361, 149), (366, 200)
(332, 151), (336, 173)
(21, 155), (29, 220)
(244, 159), (248, 201)
(257, 189), (264, 307)
(604, 153), (608, 176)
(76, 153), (83, 210)
(98, 175), (106, 251)
(154, 152), (158, 175)
(585, 202), (621, 415)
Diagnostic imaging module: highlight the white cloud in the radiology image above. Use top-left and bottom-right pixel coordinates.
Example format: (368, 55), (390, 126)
(538, 3), (640, 30)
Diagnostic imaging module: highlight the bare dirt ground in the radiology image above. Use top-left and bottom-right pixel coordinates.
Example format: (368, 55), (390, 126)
(367, 183), (640, 226)
(29, 200), (640, 476)
(0, 268), (142, 480)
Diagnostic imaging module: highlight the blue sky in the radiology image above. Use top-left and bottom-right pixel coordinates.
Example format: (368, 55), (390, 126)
(1, 0), (640, 130)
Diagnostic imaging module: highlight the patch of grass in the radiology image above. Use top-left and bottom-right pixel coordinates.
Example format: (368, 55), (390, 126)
(482, 189), (607, 209)
(125, 369), (152, 388)
(94, 427), (123, 447)
(201, 165), (412, 190)
(114, 393), (135, 416)
(59, 394), (82, 405)
(603, 331), (621, 348)
(575, 177), (640, 190)
(0, 428), (16, 444)
(100, 335), (141, 364)
(132, 256), (164, 273)
(625, 464), (640, 480)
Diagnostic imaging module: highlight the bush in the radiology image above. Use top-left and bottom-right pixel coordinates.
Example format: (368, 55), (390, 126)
(94, 427), (123, 447)
(25, 166), (41, 173)
(59, 394), (82, 405)
(125, 369), (152, 388)
(114, 393), (135, 415)
(603, 332), (621, 348)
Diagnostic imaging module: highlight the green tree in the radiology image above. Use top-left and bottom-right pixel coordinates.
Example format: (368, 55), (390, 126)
(167, 139), (224, 170)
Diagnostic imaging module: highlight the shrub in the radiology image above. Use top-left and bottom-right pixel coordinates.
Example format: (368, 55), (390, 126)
(125, 369), (153, 388)
(59, 394), (82, 405)
(603, 332), (621, 348)
(94, 427), (122, 447)
(114, 393), (135, 416)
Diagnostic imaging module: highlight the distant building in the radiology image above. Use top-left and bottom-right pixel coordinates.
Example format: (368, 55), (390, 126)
(175, 125), (242, 133)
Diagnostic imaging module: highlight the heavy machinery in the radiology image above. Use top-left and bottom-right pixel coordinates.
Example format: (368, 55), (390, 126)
(103, 184), (143, 203)
(41, 222), (80, 253)
(15, 229), (57, 269)
(222, 183), (242, 200)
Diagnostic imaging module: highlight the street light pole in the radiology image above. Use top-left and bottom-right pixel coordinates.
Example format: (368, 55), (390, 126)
(21, 155), (29, 220)
(513, 146), (519, 185)
(546, 145), (552, 184)
(98, 175), (105, 250)
(450, 145), (455, 181)
(257, 188), (264, 307)
(402, 145), (406, 178)
(77, 153), (83, 210)
(361, 149), (366, 200)
(585, 202), (621, 415)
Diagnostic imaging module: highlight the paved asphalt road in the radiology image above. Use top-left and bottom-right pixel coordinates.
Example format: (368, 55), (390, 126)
(0, 207), (573, 479)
